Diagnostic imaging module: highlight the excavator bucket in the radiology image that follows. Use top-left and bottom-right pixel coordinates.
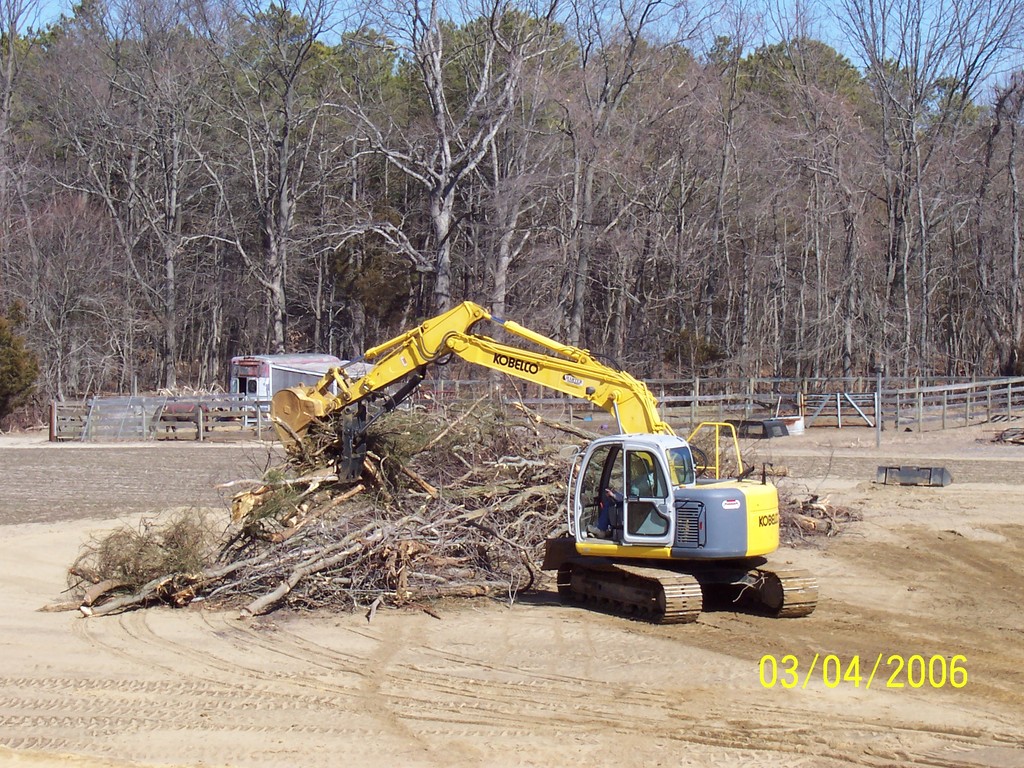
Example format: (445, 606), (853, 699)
(875, 465), (953, 487)
(270, 387), (324, 448)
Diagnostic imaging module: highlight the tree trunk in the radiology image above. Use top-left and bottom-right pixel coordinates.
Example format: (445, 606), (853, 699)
(1008, 113), (1022, 374)
(163, 240), (177, 389)
(430, 184), (454, 312)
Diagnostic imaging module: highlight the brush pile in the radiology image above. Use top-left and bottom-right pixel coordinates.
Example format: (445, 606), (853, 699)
(67, 401), (580, 617)
(778, 491), (860, 544)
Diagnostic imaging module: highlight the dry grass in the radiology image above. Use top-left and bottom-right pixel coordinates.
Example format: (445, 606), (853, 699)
(69, 509), (221, 591)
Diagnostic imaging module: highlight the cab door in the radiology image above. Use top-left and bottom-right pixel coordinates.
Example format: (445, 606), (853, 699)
(573, 441), (622, 538)
(620, 445), (673, 547)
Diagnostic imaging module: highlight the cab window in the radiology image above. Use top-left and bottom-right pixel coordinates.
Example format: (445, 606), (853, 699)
(626, 451), (666, 498)
(580, 445), (613, 507)
(624, 450), (669, 537)
(666, 446), (695, 486)
(579, 444), (621, 532)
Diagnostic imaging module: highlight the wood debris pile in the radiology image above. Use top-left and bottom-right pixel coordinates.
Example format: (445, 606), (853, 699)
(66, 402), (580, 617)
(994, 427), (1024, 445)
(779, 491), (860, 544)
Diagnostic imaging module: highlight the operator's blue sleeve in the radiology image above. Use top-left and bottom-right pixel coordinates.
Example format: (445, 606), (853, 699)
(596, 490), (623, 531)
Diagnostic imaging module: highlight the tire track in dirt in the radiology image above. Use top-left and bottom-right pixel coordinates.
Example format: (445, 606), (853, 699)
(3, 601), (1020, 768)
(0, 608), (862, 765)
(139, 610), (1024, 765)
(4, 432), (1024, 767)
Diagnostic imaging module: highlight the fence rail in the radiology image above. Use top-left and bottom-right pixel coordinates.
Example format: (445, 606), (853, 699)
(50, 375), (1024, 443)
(408, 375), (1024, 435)
(50, 395), (273, 442)
(886, 377), (1024, 431)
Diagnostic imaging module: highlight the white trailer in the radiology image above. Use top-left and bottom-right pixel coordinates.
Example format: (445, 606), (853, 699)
(229, 354), (371, 405)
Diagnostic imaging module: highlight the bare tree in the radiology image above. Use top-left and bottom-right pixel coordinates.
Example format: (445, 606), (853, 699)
(43, 0), (210, 388)
(837, 0), (1024, 374)
(756, 2), (875, 378)
(478, 26), (570, 323)
(0, 0), (40, 305)
(334, 0), (559, 314)
(9, 195), (136, 399)
(974, 74), (1024, 373)
(195, 0), (340, 352)
(0, 0), (39, 223)
(553, 0), (707, 346)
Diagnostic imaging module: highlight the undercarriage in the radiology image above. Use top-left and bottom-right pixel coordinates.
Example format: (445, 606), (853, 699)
(555, 557), (818, 624)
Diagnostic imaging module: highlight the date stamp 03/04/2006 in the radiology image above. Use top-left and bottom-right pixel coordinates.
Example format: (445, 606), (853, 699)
(758, 654), (968, 690)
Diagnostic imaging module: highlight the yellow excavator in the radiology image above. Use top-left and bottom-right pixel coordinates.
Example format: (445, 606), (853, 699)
(271, 301), (817, 623)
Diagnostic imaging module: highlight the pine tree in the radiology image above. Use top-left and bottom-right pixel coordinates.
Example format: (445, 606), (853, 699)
(0, 309), (38, 421)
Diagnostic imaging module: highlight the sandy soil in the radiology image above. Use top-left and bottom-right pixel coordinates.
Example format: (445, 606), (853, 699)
(1, 424), (1023, 767)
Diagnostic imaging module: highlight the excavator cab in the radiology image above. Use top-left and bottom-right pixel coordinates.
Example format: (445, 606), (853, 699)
(571, 434), (691, 547)
(567, 428), (782, 561)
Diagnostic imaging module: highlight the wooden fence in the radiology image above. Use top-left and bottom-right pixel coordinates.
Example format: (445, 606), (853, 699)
(885, 377), (1024, 431)
(50, 375), (1024, 442)
(50, 395), (273, 442)
(410, 374), (1024, 435)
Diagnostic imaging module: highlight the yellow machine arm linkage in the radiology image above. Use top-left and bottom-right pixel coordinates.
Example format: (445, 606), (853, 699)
(271, 301), (673, 445)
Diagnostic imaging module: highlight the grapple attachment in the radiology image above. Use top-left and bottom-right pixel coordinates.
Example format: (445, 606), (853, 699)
(272, 388), (369, 481)
(331, 412), (369, 482)
(270, 387), (330, 449)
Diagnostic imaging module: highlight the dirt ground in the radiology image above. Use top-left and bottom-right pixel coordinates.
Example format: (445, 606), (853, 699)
(1, 423), (1023, 767)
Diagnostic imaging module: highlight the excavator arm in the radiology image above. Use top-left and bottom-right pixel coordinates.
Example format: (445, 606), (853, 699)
(271, 301), (673, 451)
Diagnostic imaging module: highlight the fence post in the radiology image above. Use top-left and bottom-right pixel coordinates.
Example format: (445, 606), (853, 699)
(942, 390), (947, 430)
(82, 401), (95, 442)
(915, 377), (923, 432)
(874, 368), (882, 447)
(197, 408), (204, 442)
(1010, 382), (1015, 419)
(873, 390), (880, 446)
(691, 376), (699, 426)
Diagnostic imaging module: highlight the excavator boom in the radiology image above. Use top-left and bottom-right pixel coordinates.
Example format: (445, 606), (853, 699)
(271, 301), (672, 449)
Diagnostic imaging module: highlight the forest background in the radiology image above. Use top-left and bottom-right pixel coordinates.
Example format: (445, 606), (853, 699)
(0, 0), (1023, 414)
